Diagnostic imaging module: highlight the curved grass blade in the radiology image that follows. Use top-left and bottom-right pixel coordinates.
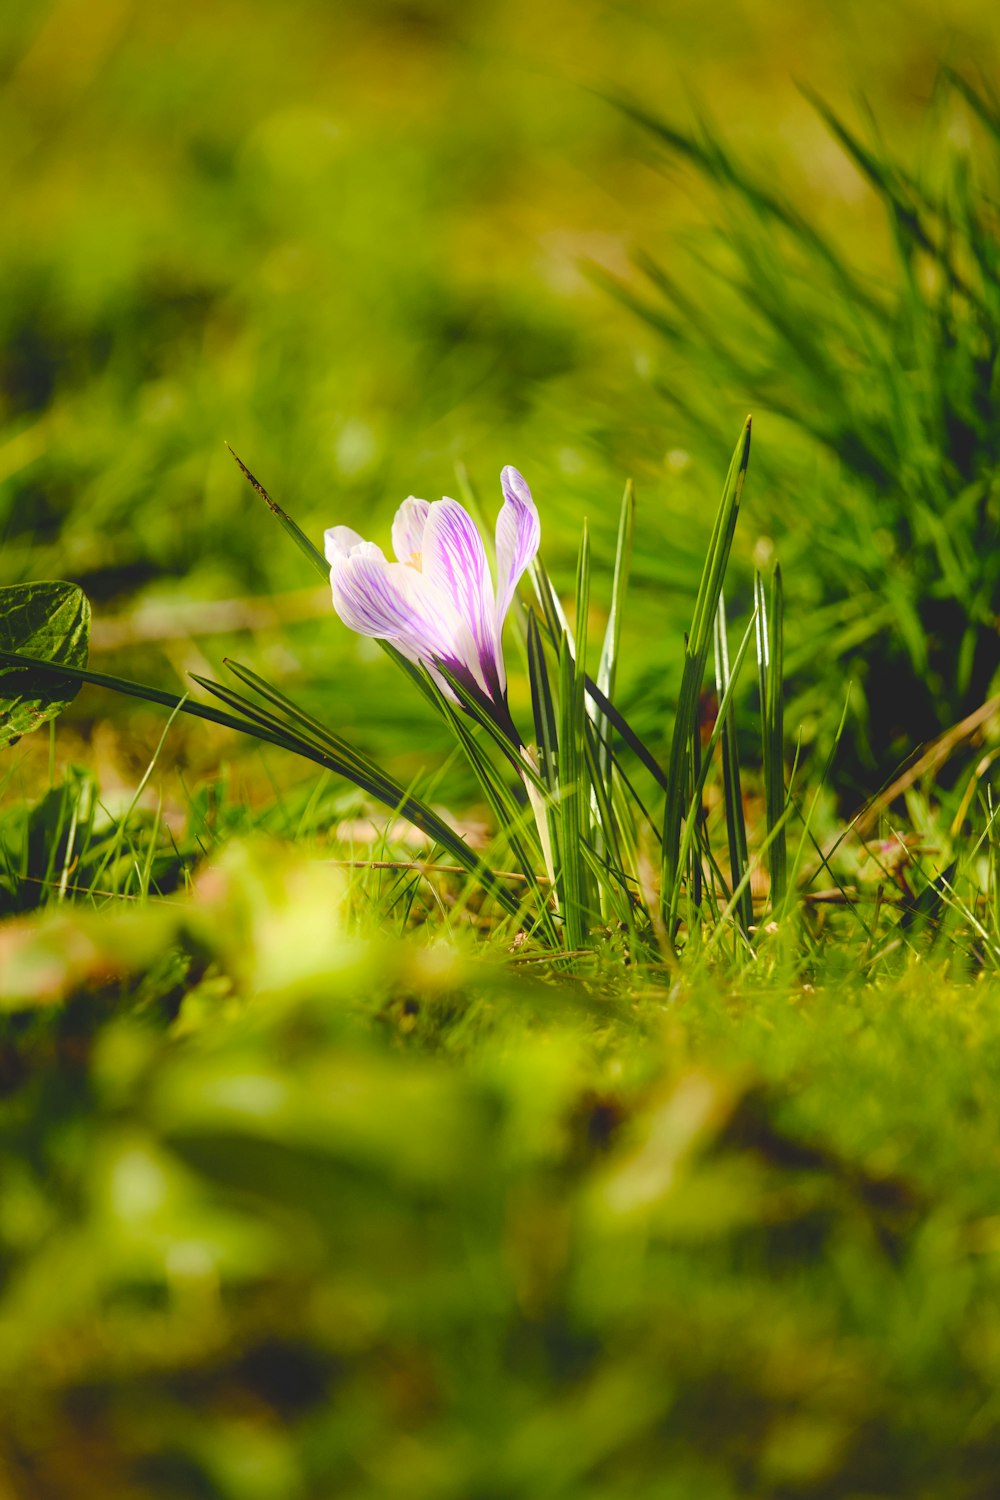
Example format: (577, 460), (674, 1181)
(202, 670), (523, 917)
(0, 649), (521, 918)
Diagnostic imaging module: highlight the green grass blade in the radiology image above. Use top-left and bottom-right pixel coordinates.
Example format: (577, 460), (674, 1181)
(595, 479), (635, 796)
(0, 650), (299, 753)
(662, 417), (752, 928)
(529, 557), (574, 655)
(714, 593), (753, 936)
(217, 660), (535, 918)
(227, 446), (329, 581)
(431, 666), (530, 781)
(436, 700), (558, 944)
(527, 610), (559, 794)
(581, 676), (668, 792)
(755, 569), (787, 911)
(669, 603), (757, 935)
(555, 524), (596, 948)
(767, 566), (787, 908)
(0, 649), (522, 918)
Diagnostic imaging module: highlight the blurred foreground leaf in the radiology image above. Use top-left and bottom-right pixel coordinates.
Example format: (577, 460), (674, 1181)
(0, 583), (90, 749)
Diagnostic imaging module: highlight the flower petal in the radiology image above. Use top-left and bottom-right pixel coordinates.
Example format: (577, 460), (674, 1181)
(324, 525), (366, 563)
(495, 466), (540, 628)
(328, 537), (485, 697)
(391, 496), (431, 564)
(422, 498), (503, 693)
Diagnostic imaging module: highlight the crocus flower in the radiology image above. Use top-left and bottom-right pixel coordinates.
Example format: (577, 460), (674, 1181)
(325, 467), (540, 738)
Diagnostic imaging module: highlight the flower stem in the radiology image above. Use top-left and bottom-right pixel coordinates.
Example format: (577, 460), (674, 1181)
(519, 744), (558, 904)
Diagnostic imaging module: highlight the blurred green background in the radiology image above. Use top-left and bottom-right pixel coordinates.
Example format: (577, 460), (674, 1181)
(3, 0), (998, 798)
(5, 6), (1000, 1497)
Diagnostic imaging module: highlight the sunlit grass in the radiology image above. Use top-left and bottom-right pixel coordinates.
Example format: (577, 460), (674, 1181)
(2, 5), (1000, 1494)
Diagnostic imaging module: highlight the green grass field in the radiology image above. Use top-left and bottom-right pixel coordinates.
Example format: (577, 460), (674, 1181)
(2, 2), (1000, 1495)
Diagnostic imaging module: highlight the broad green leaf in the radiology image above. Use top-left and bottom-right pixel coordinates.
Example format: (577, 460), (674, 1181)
(0, 582), (91, 749)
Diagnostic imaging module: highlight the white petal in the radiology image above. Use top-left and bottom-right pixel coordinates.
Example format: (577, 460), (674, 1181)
(324, 525), (366, 564)
(495, 466), (540, 629)
(391, 496), (431, 564)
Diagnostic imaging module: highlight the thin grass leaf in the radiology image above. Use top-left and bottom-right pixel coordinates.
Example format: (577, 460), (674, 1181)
(0, 649), (522, 918)
(528, 545), (668, 794)
(799, 87), (987, 314)
(755, 569), (788, 909)
(431, 665), (533, 783)
(944, 68), (1000, 146)
(555, 524), (596, 948)
(581, 676), (668, 792)
(435, 697), (559, 945)
(227, 446), (329, 581)
(210, 663), (528, 908)
(612, 96), (886, 317)
(669, 603), (757, 934)
(0, 650), (299, 753)
(767, 566), (787, 905)
(218, 660), (429, 807)
(527, 610), (559, 793)
(582, 716), (634, 926)
(530, 556), (574, 654)
(662, 418), (751, 928)
(212, 670), (525, 916)
(714, 593), (752, 936)
(595, 479), (635, 799)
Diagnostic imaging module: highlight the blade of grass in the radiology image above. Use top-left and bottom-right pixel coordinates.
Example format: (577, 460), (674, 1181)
(755, 568), (787, 909)
(662, 417), (751, 929)
(714, 592), (752, 935)
(594, 479), (635, 796)
(0, 649), (522, 918)
(556, 524), (595, 947)
(527, 610), (559, 794)
(434, 697), (559, 945)
(668, 603), (758, 935)
(227, 447), (329, 581)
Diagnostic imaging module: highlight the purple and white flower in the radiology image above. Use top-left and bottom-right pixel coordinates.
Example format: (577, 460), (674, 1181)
(325, 467), (540, 736)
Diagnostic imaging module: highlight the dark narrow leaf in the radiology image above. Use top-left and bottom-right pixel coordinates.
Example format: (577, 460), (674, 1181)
(582, 676), (668, 791)
(0, 649), (521, 918)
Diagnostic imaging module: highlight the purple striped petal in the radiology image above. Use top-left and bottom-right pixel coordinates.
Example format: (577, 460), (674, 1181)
(422, 498), (503, 694)
(495, 466), (540, 629)
(327, 533), (484, 699)
(391, 496), (431, 564)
